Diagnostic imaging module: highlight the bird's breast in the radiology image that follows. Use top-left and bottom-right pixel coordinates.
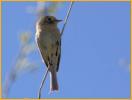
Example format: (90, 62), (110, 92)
(37, 31), (57, 48)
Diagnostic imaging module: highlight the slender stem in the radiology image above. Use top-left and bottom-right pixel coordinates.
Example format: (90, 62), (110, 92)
(60, 2), (74, 37)
(38, 67), (49, 99)
(38, 2), (74, 99)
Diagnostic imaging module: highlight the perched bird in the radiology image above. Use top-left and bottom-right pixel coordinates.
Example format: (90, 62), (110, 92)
(36, 16), (62, 92)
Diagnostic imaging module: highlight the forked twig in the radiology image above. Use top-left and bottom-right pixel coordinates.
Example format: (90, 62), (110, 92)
(38, 2), (74, 99)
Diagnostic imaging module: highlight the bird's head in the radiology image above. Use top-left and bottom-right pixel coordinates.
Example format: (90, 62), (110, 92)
(39, 16), (62, 25)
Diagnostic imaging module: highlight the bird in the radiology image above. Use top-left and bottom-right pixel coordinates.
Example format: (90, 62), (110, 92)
(35, 16), (62, 92)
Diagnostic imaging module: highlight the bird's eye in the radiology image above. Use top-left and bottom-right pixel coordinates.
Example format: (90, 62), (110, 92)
(46, 17), (53, 23)
(47, 17), (52, 21)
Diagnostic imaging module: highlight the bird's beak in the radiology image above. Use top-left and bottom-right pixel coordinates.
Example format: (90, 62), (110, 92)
(55, 19), (62, 22)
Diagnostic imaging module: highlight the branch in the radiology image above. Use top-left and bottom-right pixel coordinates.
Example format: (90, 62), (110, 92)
(60, 2), (74, 37)
(38, 67), (49, 99)
(38, 2), (74, 99)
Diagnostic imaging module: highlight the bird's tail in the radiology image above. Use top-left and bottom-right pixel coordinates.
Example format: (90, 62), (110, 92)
(50, 69), (59, 92)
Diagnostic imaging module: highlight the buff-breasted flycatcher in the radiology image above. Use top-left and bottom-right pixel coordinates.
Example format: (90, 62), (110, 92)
(36, 16), (62, 92)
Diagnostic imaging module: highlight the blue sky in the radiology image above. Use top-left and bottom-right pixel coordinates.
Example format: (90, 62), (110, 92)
(2, 2), (130, 98)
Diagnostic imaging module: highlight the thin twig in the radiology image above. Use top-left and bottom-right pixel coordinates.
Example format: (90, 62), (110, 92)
(38, 2), (74, 99)
(38, 66), (49, 99)
(60, 2), (74, 37)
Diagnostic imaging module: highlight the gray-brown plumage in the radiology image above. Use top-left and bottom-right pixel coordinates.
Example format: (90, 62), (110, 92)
(36, 16), (62, 92)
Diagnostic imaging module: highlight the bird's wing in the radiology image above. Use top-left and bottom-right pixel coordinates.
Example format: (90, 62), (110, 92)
(36, 37), (49, 68)
(56, 40), (61, 72)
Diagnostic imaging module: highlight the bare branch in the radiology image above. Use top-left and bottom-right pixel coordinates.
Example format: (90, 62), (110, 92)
(38, 67), (49, 99)
(60, 2), (74, 37)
